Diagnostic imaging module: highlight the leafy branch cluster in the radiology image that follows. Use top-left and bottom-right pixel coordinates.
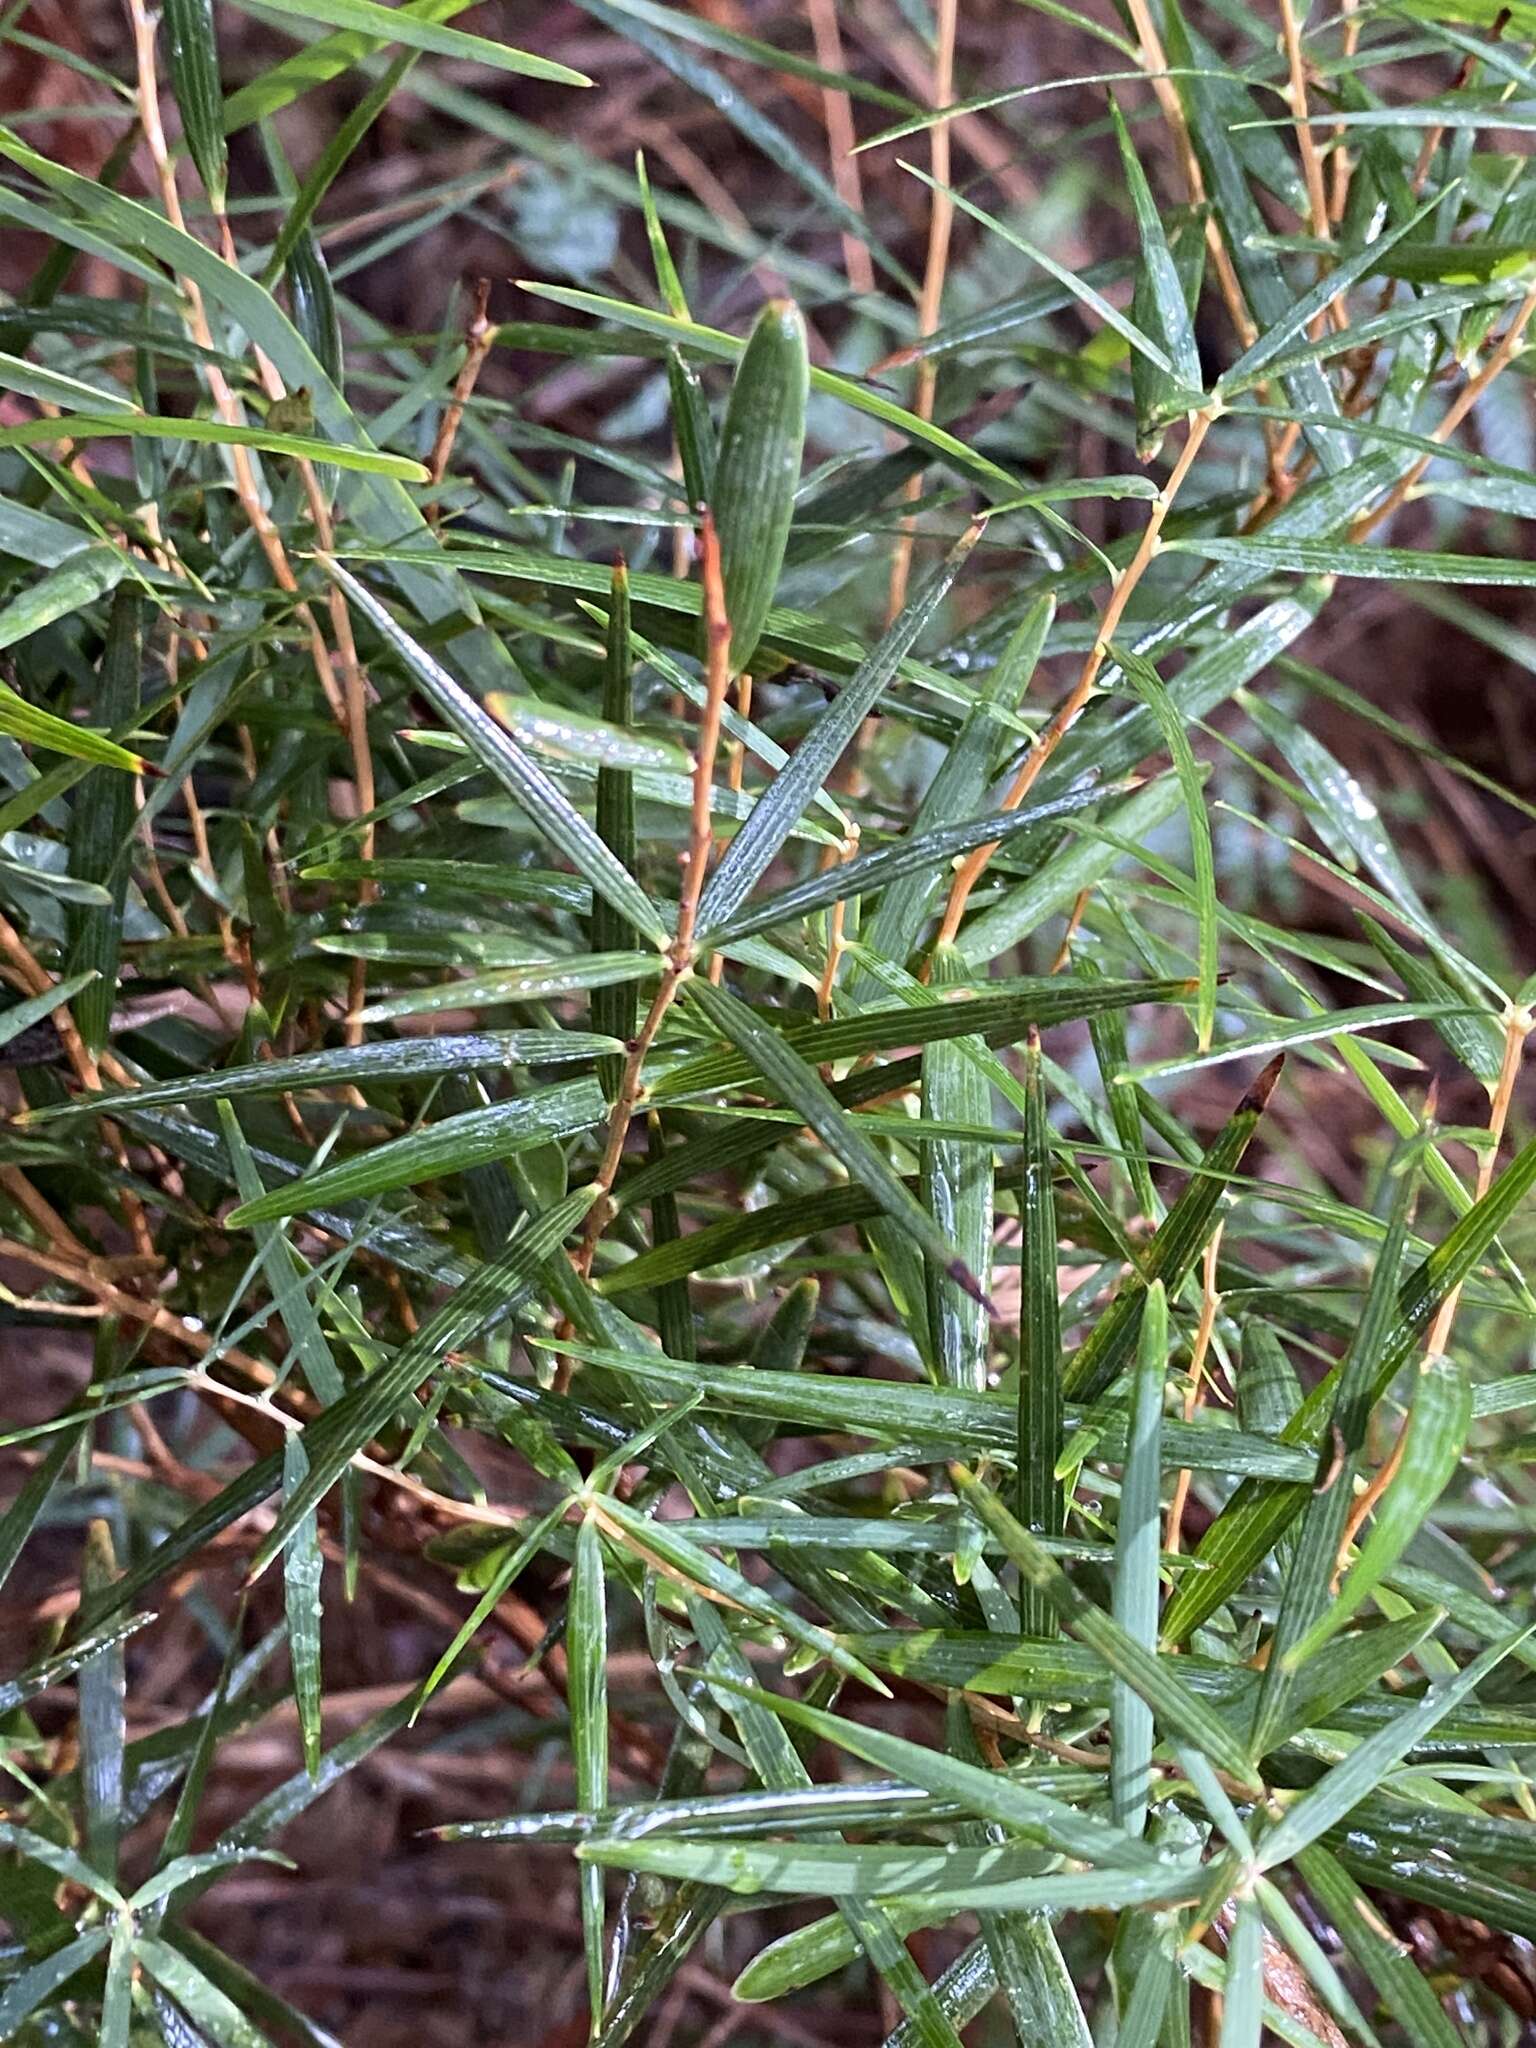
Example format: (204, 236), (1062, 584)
(0, 0), (1535, 2042)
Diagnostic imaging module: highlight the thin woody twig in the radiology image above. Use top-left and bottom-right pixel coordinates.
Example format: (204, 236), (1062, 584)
(427, 276), (496, 518)
(806, 0), (874, 298)
(1352, 285), (1536, 540)
(1338, 1009), (1530, 1565)
(568, 510), (735, 1295)
(932, 407), (1217, 950)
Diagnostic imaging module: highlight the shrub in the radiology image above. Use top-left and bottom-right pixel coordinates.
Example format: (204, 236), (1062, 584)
(1, 0), (1534, 2041)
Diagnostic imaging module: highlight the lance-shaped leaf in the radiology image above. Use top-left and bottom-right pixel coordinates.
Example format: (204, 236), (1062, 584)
(593, 559), (638, 1100)
(224, 0), (591, 83)
(700, 778), (1111, 949)
(711, 299), (808, 673)
(571, 1515), (609, 2027)
(63, 586), (141, 1051)
(79, 1523), (127, 1884)
(655, 974), (1197, 1102)
(1258, 1626), (1532, 1870)
(249, 1185), (597, 1574)
(32, 1031), (620, 1122)
(1065, 1056), (1282, 1402)
(1111, 1282), (1166, 1837)
(226, 1076), (607, 1226)
(163, 0), (228, 209)
(1115, 644), (1218, 1050)
(684, 976), (988, 1307)
(1018, 1033), (1064, 1637)
(281, 1436), (325, 1779)
(698, 523), (982, 934)
(922, 945), (993, 1392)
(1291, 1352), (1471, 1662)
(855, 595), (1053, 991)
(325, 560), (668, 944)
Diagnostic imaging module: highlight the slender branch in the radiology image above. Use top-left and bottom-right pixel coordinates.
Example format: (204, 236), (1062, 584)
(427, 276), (496, 519)
(1351, 285), (1536, 540)
(569, 511), (735, 1293)
(806, 0), (874, 298)
(932, 406), (1216, 950)
(1165, 1229), (1225, 1556)
(1337, 1008), (1530, 1563)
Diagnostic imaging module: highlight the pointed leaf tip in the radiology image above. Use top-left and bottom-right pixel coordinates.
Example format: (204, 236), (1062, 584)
(1241, 1053), (1285, 1113)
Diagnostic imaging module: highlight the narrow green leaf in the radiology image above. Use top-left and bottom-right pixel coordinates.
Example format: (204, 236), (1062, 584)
(1296, 1846), (1467, 2048)
(0, 412), (428, 477)
(100, 1914), (134, 2048)
(952, 1468), (1259, 1786)
(1065, 1056), (1283, 1402)
(163, 0), (228, 208)
(1246, 1137), (1423, 1758)
(64, 585), (141, 1051)
(1292, 1352), (1472, 1661)
(35, 1032), (620, 1123)
(249, 1185), (597, 1573)
(136, 1936), (272, 2048)
(703, 779), (1112, 948)
(699, 523), (981, 934)
(226, 0), (591, 84)
(1112, 1282), (1166, 1837)
(0, 1929), (112, 2036)
(922, 945), (993, 1392)
(571, 1514), (609, 2029)
(593, 558), (637, 1102)
(1116, 645), (1218, 1050)
(685, 976), (987, 1306)
(281, 1436), (325, 1778)
(698, 1671), (1162, 1868)
(1165, 1122), (1536, 1643)
(1259, 1626), (1532, 1870)
(712, 299), (808, 673)
(225, 1076), (605, 1225)
(1018, 1034), (1063, 1637)
(1218, 1896), (1264, 2048)
(325, 560), (668, 944)
(515, 286), (1017, 492)
(79, 1519), (127, 1882)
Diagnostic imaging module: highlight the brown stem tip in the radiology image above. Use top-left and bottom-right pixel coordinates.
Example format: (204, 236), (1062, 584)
(1240, 1052), (1286, 1115)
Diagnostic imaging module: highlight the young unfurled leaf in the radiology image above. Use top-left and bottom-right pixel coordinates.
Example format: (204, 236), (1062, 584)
(710, 298), (808, 674)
